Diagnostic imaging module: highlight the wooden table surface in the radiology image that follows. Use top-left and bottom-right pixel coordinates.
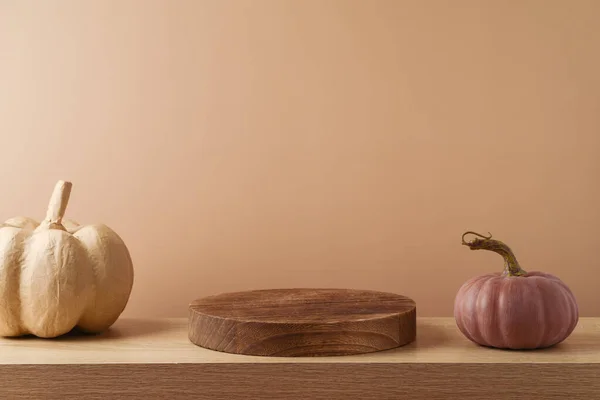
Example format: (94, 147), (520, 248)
(1, 317), (598, 399)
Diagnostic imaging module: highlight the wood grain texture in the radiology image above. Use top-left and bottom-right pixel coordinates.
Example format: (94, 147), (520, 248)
(1, 318), (600, 399)
(0, 364), (599, 399)
(188, 288), (417, 356)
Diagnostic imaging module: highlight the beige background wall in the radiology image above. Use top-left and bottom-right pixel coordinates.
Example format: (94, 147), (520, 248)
(1, 0), (599, 318)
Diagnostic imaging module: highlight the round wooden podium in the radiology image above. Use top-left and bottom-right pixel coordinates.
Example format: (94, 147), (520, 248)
(188, 288), (416, 357)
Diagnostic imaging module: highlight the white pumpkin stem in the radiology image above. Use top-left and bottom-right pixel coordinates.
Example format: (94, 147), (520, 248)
(37, 180), (73, 231)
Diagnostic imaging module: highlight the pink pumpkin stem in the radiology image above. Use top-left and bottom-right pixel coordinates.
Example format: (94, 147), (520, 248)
(461, 231), (527, 277)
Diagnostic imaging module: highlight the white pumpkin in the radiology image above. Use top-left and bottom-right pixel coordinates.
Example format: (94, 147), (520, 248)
(0, 180), (134, 337)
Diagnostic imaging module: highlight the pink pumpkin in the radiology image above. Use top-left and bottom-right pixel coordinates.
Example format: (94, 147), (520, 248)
(454, 231), (579, 350)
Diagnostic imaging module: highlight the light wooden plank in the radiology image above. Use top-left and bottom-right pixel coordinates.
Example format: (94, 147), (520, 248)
(1, 318), (599, 399)
(0, 317), (598, 364)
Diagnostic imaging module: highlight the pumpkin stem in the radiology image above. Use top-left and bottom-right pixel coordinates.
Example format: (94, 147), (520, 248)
(36, 180), (73, 231)
(461, 231), (527, 277)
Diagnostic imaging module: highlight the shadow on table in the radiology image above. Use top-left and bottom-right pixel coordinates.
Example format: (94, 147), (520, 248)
(3, 318), (179, 342)
(408, 320), (452, 349)
(476, 330), (600, 353)
(369, 321), (452, 357)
